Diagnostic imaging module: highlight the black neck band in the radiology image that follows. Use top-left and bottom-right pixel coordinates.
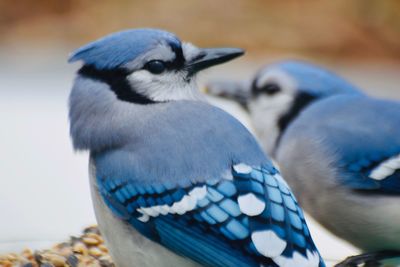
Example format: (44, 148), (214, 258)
(274, 92), (316, 154)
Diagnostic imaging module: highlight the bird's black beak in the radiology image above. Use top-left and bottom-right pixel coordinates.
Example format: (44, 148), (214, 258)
(205, 80), (251, 110)
(186, 48), (244, 76)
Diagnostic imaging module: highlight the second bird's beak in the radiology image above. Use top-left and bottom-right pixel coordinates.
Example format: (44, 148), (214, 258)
(186, 48), (244, 76)
(205, 80), (251, 109)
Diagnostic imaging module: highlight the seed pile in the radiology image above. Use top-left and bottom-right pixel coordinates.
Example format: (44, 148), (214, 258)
(0, 226), (114, 267)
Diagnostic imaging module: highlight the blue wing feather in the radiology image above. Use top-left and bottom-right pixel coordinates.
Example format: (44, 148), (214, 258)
(293, 95), (400, 194)
(96, 162), (322, 267)
(155, 216), (259, 267)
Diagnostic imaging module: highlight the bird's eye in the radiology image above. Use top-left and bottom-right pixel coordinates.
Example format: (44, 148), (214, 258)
(262, 83), (281, 95)
(144, 60), (166, 74)
(254, 83), (281, 96)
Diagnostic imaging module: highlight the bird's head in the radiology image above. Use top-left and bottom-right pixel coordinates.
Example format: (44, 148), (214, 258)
(69, 28), (244, 103)
(207, 60), (362, 155)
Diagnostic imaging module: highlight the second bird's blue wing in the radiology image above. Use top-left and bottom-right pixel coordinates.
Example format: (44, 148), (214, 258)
(293, 95), (400, 194)
(95, 160), (322, 267)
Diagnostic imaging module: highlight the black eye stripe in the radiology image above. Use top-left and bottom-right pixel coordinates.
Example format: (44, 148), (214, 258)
(168, 41), (185, 69)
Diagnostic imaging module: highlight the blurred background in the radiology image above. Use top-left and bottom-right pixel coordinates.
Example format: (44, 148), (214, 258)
(1, 0), (400, 265)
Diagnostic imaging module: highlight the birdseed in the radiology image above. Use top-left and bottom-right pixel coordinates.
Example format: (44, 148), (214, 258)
(0, 226), (114, 267)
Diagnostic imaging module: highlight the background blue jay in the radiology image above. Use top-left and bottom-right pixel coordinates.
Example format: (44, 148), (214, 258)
(68, 31), (323, 267)
(207, 60), (400, 265)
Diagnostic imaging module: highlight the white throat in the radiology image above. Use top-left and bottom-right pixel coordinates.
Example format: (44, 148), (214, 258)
(127, 71), (205, 102)
(248, 94), (294, 156)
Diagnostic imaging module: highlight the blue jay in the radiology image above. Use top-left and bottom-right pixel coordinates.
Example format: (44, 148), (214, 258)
(207, 60), (400, 265)
(68, 31), (323, 267)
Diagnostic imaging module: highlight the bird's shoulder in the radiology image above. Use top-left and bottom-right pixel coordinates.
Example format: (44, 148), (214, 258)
(93, 100), (268, 185)
(139, 100), (259, 142)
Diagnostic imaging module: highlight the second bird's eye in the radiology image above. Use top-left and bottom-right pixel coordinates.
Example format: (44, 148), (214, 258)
(144, 60), (166, 74)
(260, 83), (281, 95)
(252, 82), (282, 97)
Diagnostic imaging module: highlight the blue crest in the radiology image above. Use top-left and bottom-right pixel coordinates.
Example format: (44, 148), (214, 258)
(68, 28), (181, 69)
(270, 60), (362, 97)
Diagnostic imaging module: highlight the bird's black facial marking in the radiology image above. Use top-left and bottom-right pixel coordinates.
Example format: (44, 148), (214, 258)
(168, 41), (185, 69)
(78, 65), (156, 104)
(141, 42), (185, 74)
(251, 81), (282, 97)
(274, 91), (316, 153)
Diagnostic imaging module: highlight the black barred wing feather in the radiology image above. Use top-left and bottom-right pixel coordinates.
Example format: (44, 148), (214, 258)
(97, 163), (323, 267)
